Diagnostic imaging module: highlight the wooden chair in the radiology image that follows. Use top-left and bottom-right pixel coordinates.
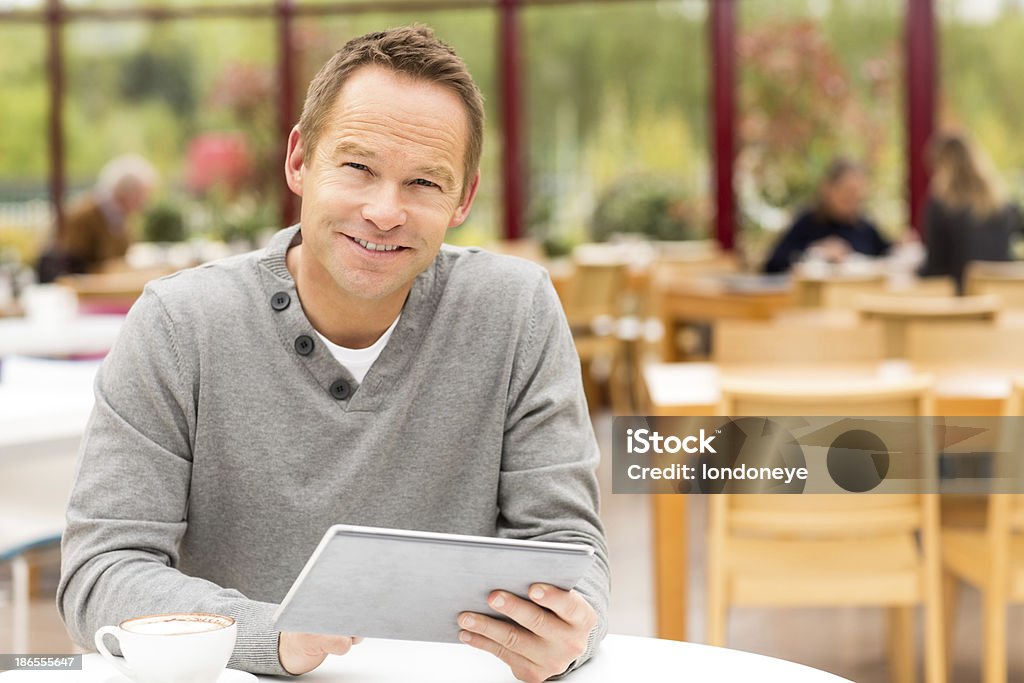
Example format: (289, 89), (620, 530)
(905, 320), (1024, 535)
(905, 320), (1024, 420)
(712, 319), (886, 366)
(905, 322), (1024, 369)
(559, 261), (628, 412)
(941, 378), (1024, 683)
(485, 238), (547, 264)
(561, 261), (628, 331)
(965, 261), (1024, 308)
(890, 276), (958, 298)
(56, 266), (177, 315)
(650, 239), (721, 260)
(708, 377), (944, 683)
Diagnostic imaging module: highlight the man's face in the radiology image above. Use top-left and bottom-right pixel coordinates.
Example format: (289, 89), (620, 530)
(115, 180), (151, 216)
(823, 170), (867, 222)
(286, 65), (479, 303)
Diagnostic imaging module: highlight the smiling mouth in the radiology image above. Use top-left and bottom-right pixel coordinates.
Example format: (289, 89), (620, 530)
(345, 234), (407, 253)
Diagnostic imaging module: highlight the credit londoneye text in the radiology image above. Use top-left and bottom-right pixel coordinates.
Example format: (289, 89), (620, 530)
(624, 428), (808, 484)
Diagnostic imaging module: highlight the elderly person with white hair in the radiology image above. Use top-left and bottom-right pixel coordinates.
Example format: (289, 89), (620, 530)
(38, 154), (158, 282)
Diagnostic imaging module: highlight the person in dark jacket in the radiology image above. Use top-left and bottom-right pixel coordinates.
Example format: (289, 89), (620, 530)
(36, 155), (157, 283)
(763, 158), (891, 274)
(918, 132), (1022, 294)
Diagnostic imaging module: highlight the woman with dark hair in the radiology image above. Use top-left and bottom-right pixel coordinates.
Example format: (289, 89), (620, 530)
(918, 132), (1022, 294)
(763, 158), (891, 274)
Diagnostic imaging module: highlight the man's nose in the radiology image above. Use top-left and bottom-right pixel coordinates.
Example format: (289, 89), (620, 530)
(361, 183), (407, 231)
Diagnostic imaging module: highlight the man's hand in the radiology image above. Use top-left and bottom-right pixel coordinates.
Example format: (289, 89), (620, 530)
(808, 236), (852, 263)
(278, 631), (363, 675)
(458, 584), (597, 683)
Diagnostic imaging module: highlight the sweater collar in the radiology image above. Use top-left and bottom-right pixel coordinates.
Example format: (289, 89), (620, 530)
(260, 224), (300, 280)
(256, 225), (443, 412)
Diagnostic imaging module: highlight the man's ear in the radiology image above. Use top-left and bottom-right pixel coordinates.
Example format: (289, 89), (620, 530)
(284, 125), (305, 197)
(448, 171), (481, 229)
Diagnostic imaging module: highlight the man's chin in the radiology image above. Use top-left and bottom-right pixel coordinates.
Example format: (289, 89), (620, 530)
(329, 272), (414, 305)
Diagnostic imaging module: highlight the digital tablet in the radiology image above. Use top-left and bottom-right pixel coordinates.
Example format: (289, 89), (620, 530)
(272, 524), (596, 643)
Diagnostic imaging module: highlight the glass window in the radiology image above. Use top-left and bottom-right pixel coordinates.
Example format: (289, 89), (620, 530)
(0, 24), (49, 266)
(64, 0), (261, 11)
(738, 0), (905, 264)
(293, 10), (499, 244)
(524, 1), (709, 250)
(64, 19), (279, 244)
(0, 0), (42, 10)
(939, 0), (1024, 203)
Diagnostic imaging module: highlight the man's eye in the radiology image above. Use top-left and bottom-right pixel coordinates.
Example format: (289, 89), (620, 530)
(345, 162), (370, 172)
(413, 179), (439, 188)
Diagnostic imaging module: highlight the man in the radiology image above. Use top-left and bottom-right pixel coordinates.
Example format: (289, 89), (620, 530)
(762, 158), (891, 273)
(58, 26), (609, 682)
(37, 154), (157, 282)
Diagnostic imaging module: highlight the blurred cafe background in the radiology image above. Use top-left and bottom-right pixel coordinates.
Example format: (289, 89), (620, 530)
(3, 0), (1024, 680)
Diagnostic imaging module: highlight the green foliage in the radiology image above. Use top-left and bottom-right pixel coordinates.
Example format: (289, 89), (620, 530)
(939, 4), (1024, 202)
(205, 192), (276, 246)
(522, 3), (708, 243)
(143, 202), (187, 243)
(737, 9), (899, 213)
(590, 174), (696, 243)
(4, 0), (1024, 249)
(119, 48), (197, 118)
(523, 3), (706, 147)
(0, 26), (47, 185)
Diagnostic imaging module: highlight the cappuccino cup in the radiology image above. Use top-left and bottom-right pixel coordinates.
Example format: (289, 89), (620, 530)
(94, 613), (236, 683)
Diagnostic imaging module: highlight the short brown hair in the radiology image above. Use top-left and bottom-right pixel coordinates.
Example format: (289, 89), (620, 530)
(821, 157), (864, 186)
(299, 25), (484, 199)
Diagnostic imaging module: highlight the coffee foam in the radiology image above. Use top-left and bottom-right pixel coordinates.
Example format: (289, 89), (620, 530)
(124, 617), (229, 635)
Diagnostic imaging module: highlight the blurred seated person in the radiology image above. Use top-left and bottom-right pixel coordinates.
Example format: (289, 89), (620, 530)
(763, 158), (891, 273)
(918, 132), (1022, 294)
(37, 155), (158, 283)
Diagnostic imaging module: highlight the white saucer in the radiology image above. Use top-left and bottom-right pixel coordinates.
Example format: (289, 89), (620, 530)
(104, 669), (257, 683)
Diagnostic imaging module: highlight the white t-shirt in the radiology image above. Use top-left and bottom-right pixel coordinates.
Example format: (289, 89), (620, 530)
(314, 315), (401, 384)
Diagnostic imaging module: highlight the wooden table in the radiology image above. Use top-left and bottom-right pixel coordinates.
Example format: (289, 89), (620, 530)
(56, 266), (178, 313)
(792, 270), (886, 307)
(856, 294), (1001, 357)
(656, 276), (793, 361)
(641, 360), (1020, 643)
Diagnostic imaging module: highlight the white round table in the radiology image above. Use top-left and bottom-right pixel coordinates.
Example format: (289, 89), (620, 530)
(0, 314), (124, 358)
(0, 635), (852, 681)
(0, 356), (100, 461)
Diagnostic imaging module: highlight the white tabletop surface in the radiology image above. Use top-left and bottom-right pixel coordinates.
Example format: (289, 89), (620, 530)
(0, 314), (124, 358)
(0, 635), (852, 681)
(0, 356), (99, 459)
(643, 360), (1016, 408)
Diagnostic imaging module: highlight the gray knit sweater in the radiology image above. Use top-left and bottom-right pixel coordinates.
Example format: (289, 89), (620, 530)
(57, 226), (609, 676)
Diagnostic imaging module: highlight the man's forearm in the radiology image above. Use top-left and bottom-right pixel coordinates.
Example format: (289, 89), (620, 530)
(59, 549), (288, 675)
